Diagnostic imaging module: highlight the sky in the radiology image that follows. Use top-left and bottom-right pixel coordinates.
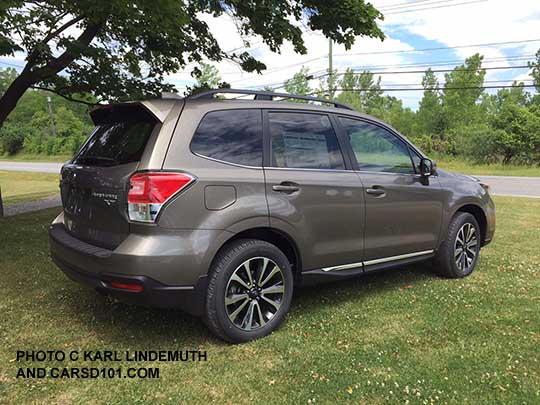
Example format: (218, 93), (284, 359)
(165, 0), (540, 109)
(1, 0), (539, 110)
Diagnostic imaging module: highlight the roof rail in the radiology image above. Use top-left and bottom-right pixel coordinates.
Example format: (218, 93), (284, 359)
(188, 88), (354, 111)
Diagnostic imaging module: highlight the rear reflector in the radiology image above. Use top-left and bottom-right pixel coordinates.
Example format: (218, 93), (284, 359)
(109, 282), (144, 292)
(128, 172), (195, 222)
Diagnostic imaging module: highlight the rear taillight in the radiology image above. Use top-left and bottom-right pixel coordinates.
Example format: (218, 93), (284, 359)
(127, 172), (195, 222)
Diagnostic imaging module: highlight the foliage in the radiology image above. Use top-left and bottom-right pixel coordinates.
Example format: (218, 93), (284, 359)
(0, 68), (92, 156)
(417, 68), (444, 137)
(530, 49), (540, 92)
(185, 63), (230, 96)
(283, 66), (312, 99)
(336, 69), (383, 113)
(0, 121), (25, 154)
(0, 1), (384, 127)
(23, 106), (93, 155)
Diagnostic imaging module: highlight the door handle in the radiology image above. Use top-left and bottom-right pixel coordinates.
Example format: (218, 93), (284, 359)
(272, 182), (300, 193)
(366, 186), (386, 197)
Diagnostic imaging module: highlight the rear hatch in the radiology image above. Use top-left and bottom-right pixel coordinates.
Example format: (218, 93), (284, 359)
(60, 104), (158, 249)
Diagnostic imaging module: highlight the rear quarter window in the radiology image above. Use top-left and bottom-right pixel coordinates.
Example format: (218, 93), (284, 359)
(190, 109), (263, 167)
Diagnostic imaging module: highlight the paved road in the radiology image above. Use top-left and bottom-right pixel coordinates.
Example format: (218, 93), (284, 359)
(0, 161), (539, 197)
(0, 161), (63, 173)
(476, 175), (540, 198)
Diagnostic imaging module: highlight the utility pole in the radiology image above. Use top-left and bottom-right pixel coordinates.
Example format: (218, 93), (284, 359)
(47, 96), (57, 137)
(328, 38), (334, 97)
(328, 37), (333, 76)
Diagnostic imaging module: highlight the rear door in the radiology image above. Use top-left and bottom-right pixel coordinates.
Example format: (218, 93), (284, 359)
(337, 116), (443, 262)
(60, 105), (158, 249)
(263, 110), (365, 271)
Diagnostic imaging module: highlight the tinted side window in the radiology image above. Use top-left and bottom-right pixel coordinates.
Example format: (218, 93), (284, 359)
(269, 112), (345, 170)
(191, 109), (262, 166)
(339, 117), (414, 174)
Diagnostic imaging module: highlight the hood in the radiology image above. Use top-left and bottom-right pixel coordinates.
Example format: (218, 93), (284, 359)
(437, 169), (480, 183)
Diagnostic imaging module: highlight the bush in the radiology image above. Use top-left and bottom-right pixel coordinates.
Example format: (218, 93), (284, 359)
(0, 122), (26, 155)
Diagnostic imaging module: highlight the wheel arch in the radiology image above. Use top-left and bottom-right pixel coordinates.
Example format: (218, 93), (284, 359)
(211, 227), (302, 283)
(455, 204), (488, 245)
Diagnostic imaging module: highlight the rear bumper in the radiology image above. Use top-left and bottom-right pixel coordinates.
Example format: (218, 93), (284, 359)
(48, 216), (222, 316)
(51, 253), (207, 316)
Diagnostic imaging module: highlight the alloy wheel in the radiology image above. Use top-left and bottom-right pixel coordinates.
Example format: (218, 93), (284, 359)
(224, 257), (285, 331)
(454, 222), (478, 272)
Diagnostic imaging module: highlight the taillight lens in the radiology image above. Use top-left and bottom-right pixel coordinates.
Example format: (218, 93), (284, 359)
(127, 172), (195, 222)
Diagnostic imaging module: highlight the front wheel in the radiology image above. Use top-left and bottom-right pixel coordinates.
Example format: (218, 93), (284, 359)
(204, 239), (293, 343)
(434, 212), (481, 278)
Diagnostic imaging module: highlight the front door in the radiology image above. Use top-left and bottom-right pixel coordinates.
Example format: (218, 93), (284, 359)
(337, 116), (443, 263)
(263, 111), (365, 271)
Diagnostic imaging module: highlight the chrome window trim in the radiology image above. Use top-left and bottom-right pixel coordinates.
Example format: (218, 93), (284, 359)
(322, 249), (434, 272)
(264, 166), (355, 174)
(191, 151), (263, 170)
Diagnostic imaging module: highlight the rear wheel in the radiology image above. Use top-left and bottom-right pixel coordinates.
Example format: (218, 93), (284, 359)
(434, 212), (481, 278)
(204, 239), (293, 343)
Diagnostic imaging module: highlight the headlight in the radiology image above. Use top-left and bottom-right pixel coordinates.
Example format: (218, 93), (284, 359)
(479, 182), (490, 193)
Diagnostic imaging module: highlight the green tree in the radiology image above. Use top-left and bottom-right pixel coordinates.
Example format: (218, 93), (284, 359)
(0, 1), (384, 127)
(0, 67), (18, 95)
(442, 54), (486, 130)
(529, 49), (540, 93)
(23, 106), (93, 155)
(417, 68), (444, 136)
(315, 69), (338, 99)
(284, 66), (312, 99)
(336, 69), (383, 113)
(186, 63), (230, 95)
(491, 101), (540, 164)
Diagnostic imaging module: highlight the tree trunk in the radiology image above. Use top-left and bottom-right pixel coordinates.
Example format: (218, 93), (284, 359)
(0, 22), (100, 129)
(0, 71), (37, 128)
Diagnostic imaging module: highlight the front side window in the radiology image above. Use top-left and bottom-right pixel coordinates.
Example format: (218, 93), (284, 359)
(339, 117), (414, 174)
(191, 109), (263, 166)
(269, 112), (345, 170)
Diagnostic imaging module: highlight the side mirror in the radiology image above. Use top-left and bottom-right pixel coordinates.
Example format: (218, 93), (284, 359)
(420, 158), (434, 177)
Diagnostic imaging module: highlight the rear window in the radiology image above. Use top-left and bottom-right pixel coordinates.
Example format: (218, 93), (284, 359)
(74, 106), (156, 166)
(191, 109), (263, 167)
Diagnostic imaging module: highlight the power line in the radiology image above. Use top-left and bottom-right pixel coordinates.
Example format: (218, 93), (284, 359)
(335, 38), (540, 57)
(385, 0), (487, 14)
(226, 38), (540, 81)
(309, 84), (537, 93)
(0, 60), (24, 68)
(372, 79), (534, 87)
(255, 64), (532, 89)
(322, 64), (532, 77)
(378, 0), (462, 11)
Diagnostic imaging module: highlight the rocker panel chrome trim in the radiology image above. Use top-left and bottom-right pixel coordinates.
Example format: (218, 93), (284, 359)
(321, 250), (434, 272)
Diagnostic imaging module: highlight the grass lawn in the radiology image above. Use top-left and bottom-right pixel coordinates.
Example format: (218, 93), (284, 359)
(1, 196), (540, 403)
(0, 171), (59, 205)
(0, 153), (72, 163)
(435, 158), (540, 177)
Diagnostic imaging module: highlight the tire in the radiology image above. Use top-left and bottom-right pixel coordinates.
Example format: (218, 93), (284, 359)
(204, 239), (294, 343)
(434, 212), (481, 278)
